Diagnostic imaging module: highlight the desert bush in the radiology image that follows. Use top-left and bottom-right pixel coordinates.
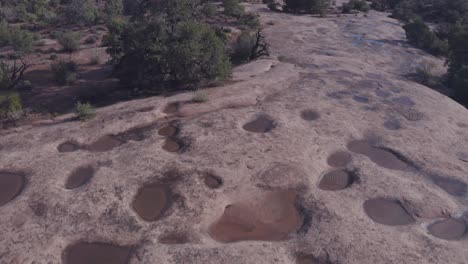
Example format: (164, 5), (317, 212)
(75, 101), (95, 120)
(0, 20), (34, 54)
(342, 0), (370, 13)
(283, 0), (330, 15)
(223, 0), (245, 17)
(447, 24), (468, 104)
(239, 13), (260, 29)
(414, 61), (435, 86)
(202, 2), (217, 18)
(105, 3), (231, 91)
(231, 30), (270, 64)
(192, 90), (209, 103)
(51, 60), (78, 85)
(59, 32), (81, 53)
(0, 58), (30, 90)
(103, 0), (124, 21)
(0, 92), (23, 121)
(403, 18), (448, 56)
(65, 0), (99, 25)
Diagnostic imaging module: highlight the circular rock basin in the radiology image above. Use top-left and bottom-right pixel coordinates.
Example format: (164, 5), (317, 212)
(430, 175), (467, 197)
(58, 141), (80, 153)
(163, 102), (180, 114)
(65, 166), (95, 190)
(132, 184), (172, 222)
(0, 171), (25, 207)
(162, 138), (181, 152)
(243, 116), (275, 133)
(204, 173), (223, 189)
(319, 170), (354, 191)
(86, 135), (122, 152)
(64, 242), (132, 264)
(327, 151), (352, 167)
(347, 140), (407, 170)
(428, 218), (466, 240)
(300, 110), (320, 121)
(158, 125), (178, 137)
(363, 198), (415, 226)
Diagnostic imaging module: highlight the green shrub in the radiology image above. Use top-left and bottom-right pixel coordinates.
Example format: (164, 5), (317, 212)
(202, 2), (217, 18)
(342, 0), (370, 13)
(103, 0), (124, 21)
(0, 19), (34, 54)
(223, 0), (245, 17)
(414, 61), (435, 86)
(105, 17), (231, 90)
(51, 60), (78, 85)
(0, 59), (30, 90)
(239, 13), (260, 29)
(0, 92), (23, 121)
(75, 101), (95, 121)
(231, 30), (270, 64)
(283, 0), (330, 15)
(65, 0), (99, 25)
(192, 90), (209, 103)
(59, 32), (81, 53)
(403, 18), (448, 56)
(447, 24), (468, 105)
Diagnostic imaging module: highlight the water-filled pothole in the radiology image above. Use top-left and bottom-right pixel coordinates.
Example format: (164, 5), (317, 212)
(300, 110), (320, 121)
(208, 190), (302, 242)
(327, 151), (352, 167)
(0, 171), (25, 207)
(162, 138), (182, 152)
(319, 170), (354, 191)
(347, 140), (408, 170)
(243, 115), (275, 133)
(86, 135), (122, 152)
(58, 141), (81, 152)
(363, 198), (415, 226)
(63, 242), (132, 264)
(427, 218), (466, 240)
(158, 231), (190, 244)
(158, 125), (178, 137)
(430, 175), (467, 197)
(204, 173), (223, 189)
(132, 184), (172, 222)
(163, 102), (182, 114)
(65, 166), (95, 190)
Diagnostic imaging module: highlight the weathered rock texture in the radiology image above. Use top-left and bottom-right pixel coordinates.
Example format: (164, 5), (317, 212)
(1, 4), (467, 264)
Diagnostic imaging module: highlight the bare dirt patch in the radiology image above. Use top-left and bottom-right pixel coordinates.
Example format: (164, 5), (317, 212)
(208, 190), (302, 243)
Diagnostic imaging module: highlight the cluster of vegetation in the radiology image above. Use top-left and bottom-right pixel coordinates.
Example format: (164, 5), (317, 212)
(369, 0), (468, 104)
(267, 0), (331, 16)
(104, 0), (267, 92)
(75, 101), (95, 120)
(342, 0), (370, 13)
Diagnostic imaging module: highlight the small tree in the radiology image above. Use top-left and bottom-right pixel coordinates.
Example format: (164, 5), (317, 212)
(283, 0), (330, 15)
(0, 58), (30, 91)
(231, 30), (270, 64)
(65, 0), (99, 25)
(223, 0), (245, 17)
(59, 32), (81, 53)
(403, 18), (448, 56)
(447, 24), (468, 104)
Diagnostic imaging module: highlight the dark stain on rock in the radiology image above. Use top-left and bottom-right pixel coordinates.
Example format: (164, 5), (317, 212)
(0, 171), (25, 207)
(204, 173), (223, 189)
(163, 102), (182, 114)
(301, 110), (320, 121)
(158, 125), (178, 137)
(63, 242), (132, 264)
(162, 138), (182, 153)
(392, 96), (415, 107)
(65, 166), (95, 190)
(375, 89), (392, 98)
(326, 90), (353, 100)
(132, 184), (172, 222)
(383, 119), (401, 130)
(58, 141), (81, 152)
(364, 198), (415, 226)
(352, 95), (370, 103)
(86, 135), (122, 152)
(428, 218), (466, 240)
(243, 115), (276, 133)
(158, 231), (190, 244)
(327, 151), (352, 167)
